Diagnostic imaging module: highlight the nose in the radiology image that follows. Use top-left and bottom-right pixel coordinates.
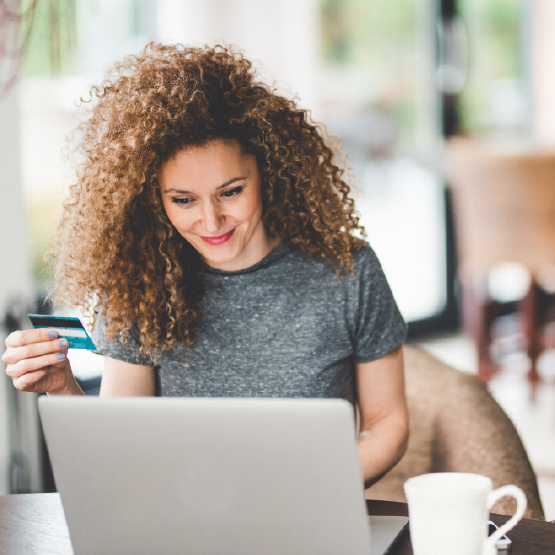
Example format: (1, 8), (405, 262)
(201, 200), (224, 234)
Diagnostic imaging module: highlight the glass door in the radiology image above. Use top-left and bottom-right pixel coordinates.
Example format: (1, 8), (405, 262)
(316, 0), (451, 331)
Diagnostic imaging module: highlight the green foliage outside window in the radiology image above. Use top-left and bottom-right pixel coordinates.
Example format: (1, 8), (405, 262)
(22, 0), (77, 77)
(459, 0), (525, 134)
(321, 0), (415, 66)
(320, 0), (526, 139)
(320, 0), (419, 152)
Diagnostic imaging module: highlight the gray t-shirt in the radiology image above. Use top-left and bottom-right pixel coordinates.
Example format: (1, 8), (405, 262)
(92, 242), (407, 404)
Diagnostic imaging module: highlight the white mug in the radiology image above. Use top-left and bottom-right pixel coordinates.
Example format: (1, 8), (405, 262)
(404, 472), (527, 555)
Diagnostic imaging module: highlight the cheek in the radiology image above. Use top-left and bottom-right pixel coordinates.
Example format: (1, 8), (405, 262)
(238, 189), (263, 223)
(164, 202), (194, 232)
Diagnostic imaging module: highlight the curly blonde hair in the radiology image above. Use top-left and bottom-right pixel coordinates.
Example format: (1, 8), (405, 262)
(51, 42), (365, 358)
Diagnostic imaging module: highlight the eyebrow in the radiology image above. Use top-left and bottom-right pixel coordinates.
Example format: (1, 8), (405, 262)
(163, 176), (247, 195)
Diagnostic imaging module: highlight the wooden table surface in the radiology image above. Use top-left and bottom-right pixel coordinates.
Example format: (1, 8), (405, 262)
(0, 494), (72, 555)
(1, 493), (554, 554)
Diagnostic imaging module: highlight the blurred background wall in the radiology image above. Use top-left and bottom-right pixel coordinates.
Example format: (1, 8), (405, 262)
(0, 0), (550, 494)
(532, 0), (555, 144)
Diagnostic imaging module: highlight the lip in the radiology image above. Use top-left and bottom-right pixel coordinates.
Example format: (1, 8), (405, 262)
(200, 228), (235, 245)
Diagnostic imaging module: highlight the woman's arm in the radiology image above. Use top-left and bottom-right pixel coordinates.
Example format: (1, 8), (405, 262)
(356, 345), (408, 488)
(99, 356), (155, 396)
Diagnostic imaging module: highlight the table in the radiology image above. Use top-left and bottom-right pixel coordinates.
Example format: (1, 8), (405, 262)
(1, 494), (554, 554)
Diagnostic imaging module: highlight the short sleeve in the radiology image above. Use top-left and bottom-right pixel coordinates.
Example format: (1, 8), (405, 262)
(347, 245), (407, 363)
(89, 314), (153, 366)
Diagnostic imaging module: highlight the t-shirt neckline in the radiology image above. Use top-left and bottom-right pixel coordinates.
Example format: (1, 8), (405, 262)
(205, 242), (294, 276)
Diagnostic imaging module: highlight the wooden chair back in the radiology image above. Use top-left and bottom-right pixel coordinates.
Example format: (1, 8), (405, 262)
(446, 139), (555, 281)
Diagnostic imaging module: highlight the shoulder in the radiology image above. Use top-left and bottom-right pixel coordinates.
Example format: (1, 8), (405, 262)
(90, 313), (153, 367)
(351, 242), (386, 281)
(352, 241), (378, 267)
(342, 242), (397, 308)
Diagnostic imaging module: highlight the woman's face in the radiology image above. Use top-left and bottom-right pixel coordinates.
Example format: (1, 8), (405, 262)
(159, 140), (273, 272)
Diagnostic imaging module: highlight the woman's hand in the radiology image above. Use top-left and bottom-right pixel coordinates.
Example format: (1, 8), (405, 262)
(2, 329), (84, 395)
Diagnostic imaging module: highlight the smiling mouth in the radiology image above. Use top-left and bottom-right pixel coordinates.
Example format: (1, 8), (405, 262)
(200, 228), (235, 245)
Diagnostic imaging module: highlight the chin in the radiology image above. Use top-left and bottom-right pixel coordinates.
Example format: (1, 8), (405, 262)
(199, 243), (242, 267)
(183, 228), (251, 268)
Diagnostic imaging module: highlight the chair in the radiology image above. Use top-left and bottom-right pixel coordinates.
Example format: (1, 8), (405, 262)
(445, 139), (555, 384)
(365, 345), (545, 520)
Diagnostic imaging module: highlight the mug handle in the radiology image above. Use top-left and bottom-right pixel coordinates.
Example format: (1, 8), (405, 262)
(483, 485), (527, 555)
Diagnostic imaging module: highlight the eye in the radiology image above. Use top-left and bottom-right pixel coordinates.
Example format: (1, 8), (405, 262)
(171, 197), (194, 206)
(221, 186), (243, 199)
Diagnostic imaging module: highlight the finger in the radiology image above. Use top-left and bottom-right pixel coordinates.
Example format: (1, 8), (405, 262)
(12, 362), (71, 394)
(5, 328), (59, 349)
(12, 368), (51, 393)
(6, 352), (67, 380)
(2, 337), (69, 366)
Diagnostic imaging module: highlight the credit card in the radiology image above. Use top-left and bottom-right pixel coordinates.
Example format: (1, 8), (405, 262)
(28, 314), (97, 350)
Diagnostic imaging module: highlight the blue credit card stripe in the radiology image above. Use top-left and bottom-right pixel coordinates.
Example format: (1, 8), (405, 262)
(68, 338), (96, 347)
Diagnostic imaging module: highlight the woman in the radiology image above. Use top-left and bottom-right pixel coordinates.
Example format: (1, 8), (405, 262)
(3, 43), (408, 487)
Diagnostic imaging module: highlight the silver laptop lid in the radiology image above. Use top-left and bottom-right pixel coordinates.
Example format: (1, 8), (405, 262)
(39, 397), (371, 555)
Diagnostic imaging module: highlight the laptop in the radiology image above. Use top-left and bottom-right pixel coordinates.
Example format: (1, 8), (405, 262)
(39, 397), (407, 555)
